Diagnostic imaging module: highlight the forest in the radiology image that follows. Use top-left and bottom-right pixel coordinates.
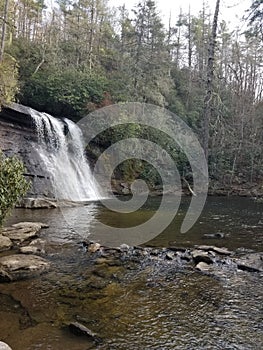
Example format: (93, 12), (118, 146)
(0, 0), (262, 191)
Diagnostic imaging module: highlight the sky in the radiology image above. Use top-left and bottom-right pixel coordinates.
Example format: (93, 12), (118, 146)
(108, 0), (251, 30)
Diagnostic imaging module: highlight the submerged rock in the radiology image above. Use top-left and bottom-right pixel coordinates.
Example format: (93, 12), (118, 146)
(19, 238), (46, 255)
(0, 254), (50, 282)
(0, 235), (12, 252)
(68, 321), (102, 343)
(0, 341), (12, 350)
(203, 232), (225, 239)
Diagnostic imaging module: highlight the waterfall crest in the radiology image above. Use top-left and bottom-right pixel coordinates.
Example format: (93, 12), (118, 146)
(31, 109), (102, 201)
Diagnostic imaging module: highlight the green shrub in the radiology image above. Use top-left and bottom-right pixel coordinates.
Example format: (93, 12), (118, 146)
(0, 152), (30, 227)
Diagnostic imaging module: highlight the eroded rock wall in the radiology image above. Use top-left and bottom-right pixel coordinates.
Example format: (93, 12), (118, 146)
(0, 104), (54, 198)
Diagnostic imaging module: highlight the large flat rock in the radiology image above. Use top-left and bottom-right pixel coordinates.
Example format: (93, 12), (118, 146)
(11, 222), (49, 229)
(0, 254), (50, 282)
(1, 222), (48, 243)
(194, 245), (232, 256)
(17, 198), (57, 209)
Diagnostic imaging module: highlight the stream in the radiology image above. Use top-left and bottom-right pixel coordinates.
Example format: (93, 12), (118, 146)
(0, 196), (262, 349)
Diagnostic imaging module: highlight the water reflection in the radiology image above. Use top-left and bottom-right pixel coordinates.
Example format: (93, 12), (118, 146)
(7, 196), (263, 250)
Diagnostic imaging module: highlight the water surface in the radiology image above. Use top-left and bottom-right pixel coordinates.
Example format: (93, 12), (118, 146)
(0, 196), (262, 349)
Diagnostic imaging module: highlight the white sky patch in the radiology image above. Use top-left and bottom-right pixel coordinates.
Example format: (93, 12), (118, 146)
(109, 0), (250, 30)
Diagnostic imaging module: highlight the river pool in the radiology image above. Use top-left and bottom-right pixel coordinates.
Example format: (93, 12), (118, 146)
(0, 196), (262, 349)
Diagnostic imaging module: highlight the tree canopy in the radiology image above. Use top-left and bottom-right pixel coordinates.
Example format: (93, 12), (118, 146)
(0, 0), (262, 187)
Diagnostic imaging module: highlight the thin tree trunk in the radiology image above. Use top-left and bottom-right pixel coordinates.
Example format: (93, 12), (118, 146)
(88, 0), (95, 70)
(202, 0), (220, 160)
(186, 6), (192, 111)
(188, 6), (192, 69)
(175, 8), (182, 68)
(0, 0), (10, 62)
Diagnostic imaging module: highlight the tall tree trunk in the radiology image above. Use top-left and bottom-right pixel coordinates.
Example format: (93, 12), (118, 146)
(202, 0), (220, 160)
(175, 8), (182, 68)
(88, 0), (95, 70)
(0, 0), (10, 62)
(188, 6), (192, 69)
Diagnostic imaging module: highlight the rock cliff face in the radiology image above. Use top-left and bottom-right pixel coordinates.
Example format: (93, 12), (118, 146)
(0, 103), (54, 198)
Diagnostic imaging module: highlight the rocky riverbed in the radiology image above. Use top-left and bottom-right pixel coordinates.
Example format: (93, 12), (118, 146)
(0, 221), (262, 349)
(1, 221), (262, 283)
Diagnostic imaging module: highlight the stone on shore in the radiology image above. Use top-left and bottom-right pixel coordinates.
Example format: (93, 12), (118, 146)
(0, 254), (50, 282)
(203, 232), (225, 239)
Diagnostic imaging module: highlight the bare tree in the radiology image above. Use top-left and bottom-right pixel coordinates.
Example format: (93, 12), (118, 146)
(0, 0), (9, 61)
(202, 0), (220, 160)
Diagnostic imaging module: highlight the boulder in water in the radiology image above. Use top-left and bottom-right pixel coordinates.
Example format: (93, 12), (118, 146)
(195, 261), (211, 272)
(194, 245), (232, 256)
(0, 254), (50, 282)
(191, 250), (214, 264)
(203, 232), (225, 239)
(88, 243), (101, 253)
(19, 238), (46, 255)
(1, 222), (46, 243)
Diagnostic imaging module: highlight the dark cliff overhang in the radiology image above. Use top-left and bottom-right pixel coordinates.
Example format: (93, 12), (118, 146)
(0, 103), (35, 129)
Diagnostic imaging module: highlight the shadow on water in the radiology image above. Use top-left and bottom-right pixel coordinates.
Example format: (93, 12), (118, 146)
(0, 196), (262, 349)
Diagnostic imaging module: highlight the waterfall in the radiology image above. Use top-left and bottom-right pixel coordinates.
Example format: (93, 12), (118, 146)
(30, 109), (102, 201)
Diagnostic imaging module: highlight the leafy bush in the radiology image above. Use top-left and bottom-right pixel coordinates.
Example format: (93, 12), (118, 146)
(19, 68), (109, 120)
(0, 152), (30, 227)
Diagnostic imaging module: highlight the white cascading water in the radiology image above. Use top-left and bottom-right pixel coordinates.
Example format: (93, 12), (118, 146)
(30, 109), (102, 201)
